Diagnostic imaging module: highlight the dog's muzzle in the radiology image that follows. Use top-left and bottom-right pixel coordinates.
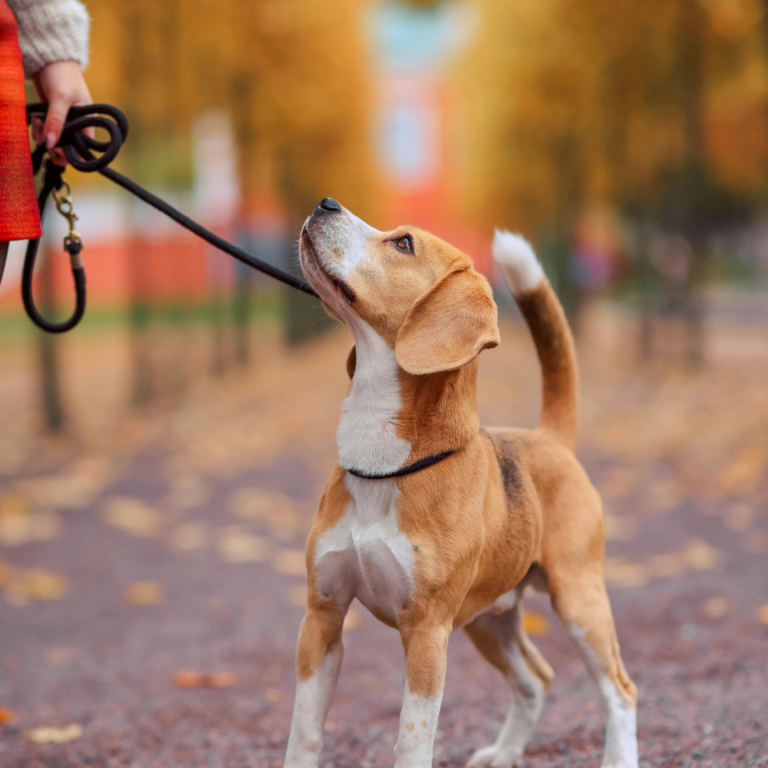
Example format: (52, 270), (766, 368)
(300, 199), (357, 304)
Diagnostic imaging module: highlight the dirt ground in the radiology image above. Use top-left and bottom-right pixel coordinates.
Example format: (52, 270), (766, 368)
(0, 298), (767, 768)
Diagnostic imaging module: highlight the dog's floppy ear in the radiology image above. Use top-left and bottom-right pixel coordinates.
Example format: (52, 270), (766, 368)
(346, 345), (356, 379)
(395, 268), (499, 375)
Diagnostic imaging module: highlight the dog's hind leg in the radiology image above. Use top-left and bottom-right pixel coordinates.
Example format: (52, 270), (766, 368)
(548, 567), (638, 768)
(463, 602), (554, 768)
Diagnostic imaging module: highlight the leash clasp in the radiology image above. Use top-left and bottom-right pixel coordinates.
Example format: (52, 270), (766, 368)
(52, 180), (82, 250)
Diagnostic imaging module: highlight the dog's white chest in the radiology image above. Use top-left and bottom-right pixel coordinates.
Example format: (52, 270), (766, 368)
(335, 316), (412, 477)
(314, 476), (415, 625)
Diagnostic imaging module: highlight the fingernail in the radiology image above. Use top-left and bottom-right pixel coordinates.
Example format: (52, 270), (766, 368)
(46, 133), (56, 149)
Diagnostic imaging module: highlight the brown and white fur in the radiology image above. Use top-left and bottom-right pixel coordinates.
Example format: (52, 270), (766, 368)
(284, 199), (638, 768)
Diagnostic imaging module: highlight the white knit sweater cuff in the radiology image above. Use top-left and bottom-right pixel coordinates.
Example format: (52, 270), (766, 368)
(8, 0), (90, 77)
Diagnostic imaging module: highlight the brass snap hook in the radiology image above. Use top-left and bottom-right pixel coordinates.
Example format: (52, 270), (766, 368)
(51, 180), (82, 248)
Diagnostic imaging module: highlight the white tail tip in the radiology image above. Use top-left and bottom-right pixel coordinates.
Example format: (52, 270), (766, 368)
(492, 229), (544, 295)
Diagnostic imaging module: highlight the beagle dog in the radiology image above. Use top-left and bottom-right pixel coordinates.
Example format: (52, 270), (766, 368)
(284, 197), (638, 768)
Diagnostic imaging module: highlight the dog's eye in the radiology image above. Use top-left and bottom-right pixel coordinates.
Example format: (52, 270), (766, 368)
(394, 235), (413, 254)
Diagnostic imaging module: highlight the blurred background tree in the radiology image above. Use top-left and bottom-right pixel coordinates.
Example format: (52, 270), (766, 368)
(454, 0), (768, 352)
(4, 0), (768, 432)
(84, 0), (378, 398)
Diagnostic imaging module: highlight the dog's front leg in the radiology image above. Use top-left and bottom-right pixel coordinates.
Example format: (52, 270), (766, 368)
(394, 622), (451, 768)
(284, 602), (347, 768)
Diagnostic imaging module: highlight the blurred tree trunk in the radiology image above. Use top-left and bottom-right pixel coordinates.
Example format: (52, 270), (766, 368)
(230, 75), (253, 367)
(161, 0), (189, 397)
(633, 223), (656, 362)
(37, 242), (64, 432)
(232, 259), (251, 367)
(210, 279), (228, 376)
(676, 0), (708, 367)
(764, 0), (768, 48)
(550, 135), (583, 332)
(128, 232), (153, 405)
(123, 8), (154, 404)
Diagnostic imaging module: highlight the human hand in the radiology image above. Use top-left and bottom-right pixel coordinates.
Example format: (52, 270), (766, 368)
(32, 61), (93, 166)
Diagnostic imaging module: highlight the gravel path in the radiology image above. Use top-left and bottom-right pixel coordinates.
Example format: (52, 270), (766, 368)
(1, 315), (766, 767)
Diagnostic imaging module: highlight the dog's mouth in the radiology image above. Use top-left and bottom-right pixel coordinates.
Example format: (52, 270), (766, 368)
(300, 228), (357, 304)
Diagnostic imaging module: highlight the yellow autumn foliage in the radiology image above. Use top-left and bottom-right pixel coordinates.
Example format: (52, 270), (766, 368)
(454, 0), (768, 233)
(79, 0), (377, 218)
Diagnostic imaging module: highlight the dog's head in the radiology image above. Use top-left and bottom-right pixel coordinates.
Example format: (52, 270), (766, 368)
(299, 198), (499, 376)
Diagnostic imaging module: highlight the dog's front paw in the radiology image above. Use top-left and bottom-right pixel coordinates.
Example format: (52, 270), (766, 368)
(600, 738), (639, 768)
(466, 745), (522, 768)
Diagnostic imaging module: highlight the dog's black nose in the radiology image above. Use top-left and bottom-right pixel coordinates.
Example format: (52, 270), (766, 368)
(318, 197), (341, 213)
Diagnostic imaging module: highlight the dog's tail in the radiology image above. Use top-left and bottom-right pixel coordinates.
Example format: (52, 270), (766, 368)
(492, 230), (578, 451)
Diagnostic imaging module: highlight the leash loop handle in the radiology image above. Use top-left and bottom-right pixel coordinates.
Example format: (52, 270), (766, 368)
(27, 103), (128, 173)
(21, 104), (123, 334)
(18, 102), (317, 334)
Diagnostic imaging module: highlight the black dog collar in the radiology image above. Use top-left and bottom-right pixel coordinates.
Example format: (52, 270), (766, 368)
(345, 450), (456, 480)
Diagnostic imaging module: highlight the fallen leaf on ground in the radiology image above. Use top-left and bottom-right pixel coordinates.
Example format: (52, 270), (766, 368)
(524, 610), (550, 636)
(604, 514), (639, 542)
(344, 609), (362, 630)
(717, 446), (767, 495)
(757, 605), (768, 624)
(26, 723), (83, 744)
(5, 569), (68, 605)
(217, 526), (268, 563)
(273, 549), (306, 576)
(228, 488), (298, 522)
(102, 497), (161, 538)
(124, 581), (165, 606)
(169, 521), (208, 552)
(0, 494), (29, 519)
(20, 457), (112, 508)
(174, 671), (205, 688)
(228, 488), (308, 537)
(0, 494), (61, 547)
(209, 672), (238, 688)
(0, 561), (12, 588)
(174, 671), (238, 688)
(604, 557), (649, 587)
(702, 597), (730, 619)
(684, 539), (722, 571)
(646, 553), (685, 579)
(0, 706), (15, 724)
(46, 647), (76, 667)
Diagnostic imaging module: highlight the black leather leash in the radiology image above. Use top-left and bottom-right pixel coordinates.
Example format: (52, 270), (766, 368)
(17, 103), (318, 334)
